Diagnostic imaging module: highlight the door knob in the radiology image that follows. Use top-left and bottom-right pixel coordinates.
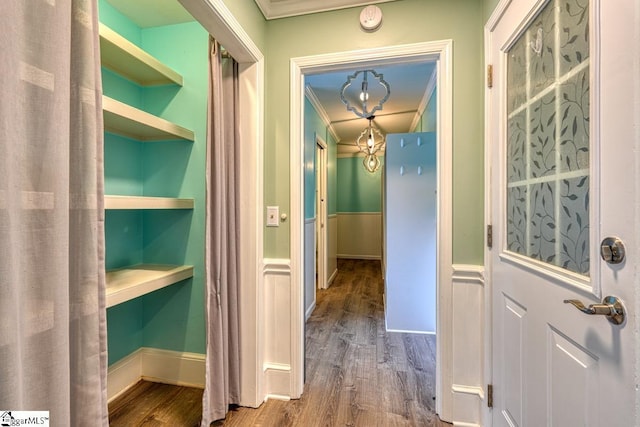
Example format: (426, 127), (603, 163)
(564, 296), (625, 325)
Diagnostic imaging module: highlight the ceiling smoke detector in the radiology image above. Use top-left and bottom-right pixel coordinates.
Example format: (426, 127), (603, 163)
(359, 5), (383, 32)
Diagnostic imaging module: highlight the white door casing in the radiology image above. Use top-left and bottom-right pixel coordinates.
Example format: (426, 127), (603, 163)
(316, 136), (328, 290)
(290, 40), (454, 418)
(487, 0), (639, 425)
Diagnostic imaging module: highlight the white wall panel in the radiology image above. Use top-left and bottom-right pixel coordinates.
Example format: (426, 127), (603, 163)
(384, 132), (436, 333)
(451, 265), (485, 426)
(263, 259), (292, 399)
(327, 214), (338, 284)
(337, 212), (382, 259)
(304, 219), (316, 318)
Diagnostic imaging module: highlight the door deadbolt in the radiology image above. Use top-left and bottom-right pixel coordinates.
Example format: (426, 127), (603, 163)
(600, 237), (625, 264)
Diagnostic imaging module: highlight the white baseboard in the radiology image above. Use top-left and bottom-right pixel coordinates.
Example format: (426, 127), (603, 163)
(107, 347), (205, 403)
(107, 349), (144, 403)
(337, 254), (381, 260)
(263, 362), (292, 400)
(327, 268), (338, 287)
(305, 300), (316, 321)
(386, 328), (436, 335)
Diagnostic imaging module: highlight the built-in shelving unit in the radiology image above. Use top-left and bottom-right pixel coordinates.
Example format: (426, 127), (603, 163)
(101, 20), (194, 311)
(103, 96), (195, 142)
(99, 23), (183, 87)
(104, 195), (194, 210)
(106, 264), (194, 308)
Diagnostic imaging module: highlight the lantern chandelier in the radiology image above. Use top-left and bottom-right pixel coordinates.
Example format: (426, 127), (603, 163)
(340, 69), (390, 119)
(340, 69), (390, 173)
(355, 117), (385, 173)
(356, 117), (385, 155)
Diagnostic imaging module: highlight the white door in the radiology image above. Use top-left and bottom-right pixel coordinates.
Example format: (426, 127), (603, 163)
(488, 0), (638, 425)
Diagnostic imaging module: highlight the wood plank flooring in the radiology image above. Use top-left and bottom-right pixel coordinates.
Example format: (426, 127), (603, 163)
(109, 381), (203, 426)
(109, 259), (449, 427)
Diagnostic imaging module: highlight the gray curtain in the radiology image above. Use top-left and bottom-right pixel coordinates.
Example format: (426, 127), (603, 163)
(0, 0), (108, 425)
(201, 38), (241, 426)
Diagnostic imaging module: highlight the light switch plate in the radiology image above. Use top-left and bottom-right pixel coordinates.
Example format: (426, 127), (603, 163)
(266, 206), (279, 227)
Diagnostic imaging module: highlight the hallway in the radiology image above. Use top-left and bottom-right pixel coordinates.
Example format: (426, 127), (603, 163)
(220, 258), (449, 426)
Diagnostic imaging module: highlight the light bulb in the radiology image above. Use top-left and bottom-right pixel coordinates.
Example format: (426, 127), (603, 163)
(359, 91), (369, 102)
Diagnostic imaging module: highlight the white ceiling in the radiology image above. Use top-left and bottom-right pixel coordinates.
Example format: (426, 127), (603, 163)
(254, 0), (399, 20)
(306, 62), (437, 154)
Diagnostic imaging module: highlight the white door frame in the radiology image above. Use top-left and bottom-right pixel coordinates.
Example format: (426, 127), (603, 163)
(315, 136), (328, 290)
(290, 40), (454, 419)
(180, 0), (265, 408)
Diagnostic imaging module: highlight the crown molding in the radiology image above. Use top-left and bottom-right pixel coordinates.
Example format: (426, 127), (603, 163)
(255, 0), (398, 20)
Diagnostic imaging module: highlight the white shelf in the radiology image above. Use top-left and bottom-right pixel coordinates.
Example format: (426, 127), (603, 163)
(99, 23), (183, 86)
(105, 195), (194, 210)
(106, 264), (194, 308)
(103, 96), (194, 142)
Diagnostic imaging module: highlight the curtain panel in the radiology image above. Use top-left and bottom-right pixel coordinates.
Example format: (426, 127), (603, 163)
(0, 0), (108, 425)
(201, 39), (242, 425)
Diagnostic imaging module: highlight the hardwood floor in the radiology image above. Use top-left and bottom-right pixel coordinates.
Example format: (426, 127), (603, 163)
(109, 381), (203, 426)
(218, 259), (449, 427)
(109, 259), (449, 427)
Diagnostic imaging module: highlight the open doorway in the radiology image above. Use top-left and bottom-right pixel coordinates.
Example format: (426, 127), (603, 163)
(290, 40), (454, 419)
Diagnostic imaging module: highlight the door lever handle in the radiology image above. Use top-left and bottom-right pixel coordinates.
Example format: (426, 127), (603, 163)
(563, 296), (625, 325)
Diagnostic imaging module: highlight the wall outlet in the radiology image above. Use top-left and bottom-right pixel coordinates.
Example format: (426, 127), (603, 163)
(266, 206), (279, 227)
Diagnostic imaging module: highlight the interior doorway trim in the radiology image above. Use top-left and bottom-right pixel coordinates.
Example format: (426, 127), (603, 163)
(180, 0), (265, 408)
(315, 135), (328, 292)
(290, 39), (454, 419)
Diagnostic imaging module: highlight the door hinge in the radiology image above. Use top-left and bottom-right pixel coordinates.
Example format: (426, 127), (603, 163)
(487, 224), (493, 249)
(487, 384), (494, 408)
(487, 64), (493, 88)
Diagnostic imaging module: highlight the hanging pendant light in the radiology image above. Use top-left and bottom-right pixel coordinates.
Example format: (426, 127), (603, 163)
(340, 69), (390, 119)
(363, 153), (381, 173)
(356, 118), (385, 155)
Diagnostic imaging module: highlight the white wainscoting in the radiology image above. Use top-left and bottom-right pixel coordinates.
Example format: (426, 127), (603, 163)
(262, 259), (293, 400)
(304, 218), (316, 320)
(107, 347), (205, 403)
(327, 214), (338, 286)
(451, 264), (485, 427)
(337, 212), (382, 260)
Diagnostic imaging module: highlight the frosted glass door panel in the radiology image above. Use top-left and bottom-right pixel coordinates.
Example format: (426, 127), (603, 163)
(384, 132), (436, 333)
(506, 0), (590, 276)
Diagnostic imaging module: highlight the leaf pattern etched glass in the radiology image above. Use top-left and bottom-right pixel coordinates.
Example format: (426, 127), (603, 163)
(506, 0), (590, 276)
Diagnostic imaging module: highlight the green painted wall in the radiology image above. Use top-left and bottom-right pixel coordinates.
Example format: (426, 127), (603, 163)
(264, 0), (485, 264)
(221, 0), (267, 53)
(413, 88), (438, 134)
(304, 97), (338, 220)
(100, 2), (208, 365)
(337, 156), (384, 213)
(304, 98), (321, 220)
(483, 0), (501, 23)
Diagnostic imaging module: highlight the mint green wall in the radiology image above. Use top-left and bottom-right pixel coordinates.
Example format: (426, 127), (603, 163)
(304, 97), (338, 220)
(413, 88), (438, 133)
(304, 98), (320, 220)
(139, 22), (208, 355)
(264, 0), (485, 265)
(101, 3), (208, 365)
(221, 0), (267, 53)
(483, 0), (501, 23)
(337, 156), (384, 213)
